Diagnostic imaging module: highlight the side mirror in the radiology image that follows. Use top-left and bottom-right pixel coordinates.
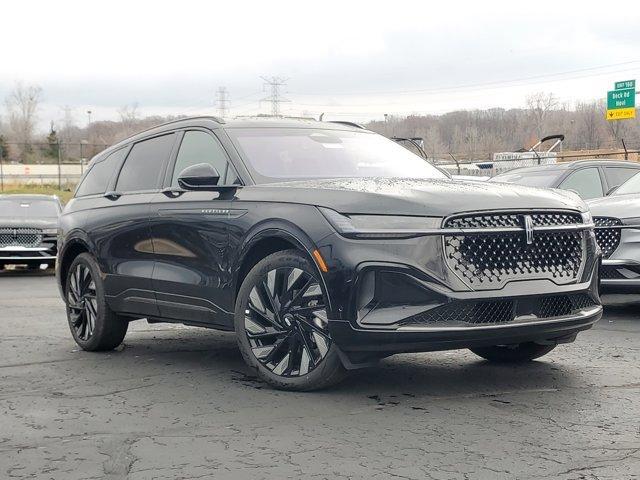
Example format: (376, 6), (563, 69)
(177, 163), (220, 191)
(606, 185), (619, 196)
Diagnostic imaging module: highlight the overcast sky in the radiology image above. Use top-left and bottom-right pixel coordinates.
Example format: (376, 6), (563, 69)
(1, 0), (639, 130)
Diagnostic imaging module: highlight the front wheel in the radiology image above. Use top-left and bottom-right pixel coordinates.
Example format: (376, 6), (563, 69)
(470, 342), (556, 363)
(234, 250), (346, 391)
(65, 253), (128, 351)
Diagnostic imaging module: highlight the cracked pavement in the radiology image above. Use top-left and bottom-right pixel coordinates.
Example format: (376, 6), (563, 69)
(0, 270), (639, 479)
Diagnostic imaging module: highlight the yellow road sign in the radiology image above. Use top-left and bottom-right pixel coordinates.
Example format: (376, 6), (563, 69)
(606, 107), (636, 120)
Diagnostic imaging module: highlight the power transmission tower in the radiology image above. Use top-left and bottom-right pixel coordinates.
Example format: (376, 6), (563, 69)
(216, 86), (229, 118)
(260, 76), (290, 117)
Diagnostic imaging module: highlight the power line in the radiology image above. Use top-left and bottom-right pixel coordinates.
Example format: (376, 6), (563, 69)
(260, 76), (290, 116)
(215, 86), (229, 118)
(289, 60), (640, 97)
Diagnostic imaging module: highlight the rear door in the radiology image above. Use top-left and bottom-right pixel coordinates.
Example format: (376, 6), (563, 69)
(86, 133), (178, 317)
(149, 129), (242, 328)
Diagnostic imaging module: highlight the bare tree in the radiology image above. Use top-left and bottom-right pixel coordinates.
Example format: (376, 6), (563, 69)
(526, 92), (558, 139)
(118, 103), (140, 134)
(4, 82), (42, 161)
(575, 101), (602, 149)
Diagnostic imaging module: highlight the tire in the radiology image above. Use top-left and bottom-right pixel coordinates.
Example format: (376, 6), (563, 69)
(65, 253), (128, 351)
(470, 342), (556, 363)
(234, 249), (346, 391)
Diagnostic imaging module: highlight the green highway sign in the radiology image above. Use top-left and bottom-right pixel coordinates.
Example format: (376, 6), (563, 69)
(615, 79), (635, 90)
(607, 88), (635, 110)
(606, 79), (636, 121)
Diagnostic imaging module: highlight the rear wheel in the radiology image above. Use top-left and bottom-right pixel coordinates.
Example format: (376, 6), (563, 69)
(470, 342), (556, 363)
(65, 253), (128, 351)
(234, 250), (346, 391)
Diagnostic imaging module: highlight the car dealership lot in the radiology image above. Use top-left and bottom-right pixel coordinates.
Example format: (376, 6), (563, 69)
(0, 271), (638, 480)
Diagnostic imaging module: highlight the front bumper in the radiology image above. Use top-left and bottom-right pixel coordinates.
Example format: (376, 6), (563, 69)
(329, 305), (601, 364)
(598, 227), (640, 292)
(0, 246), (57, 263)
(315, 227), (600, 364)
(600, 259), (640, 292)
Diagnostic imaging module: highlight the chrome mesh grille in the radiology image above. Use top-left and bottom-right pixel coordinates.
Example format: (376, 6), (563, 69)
(444, 212), (584, 288)
(0, 228), (43, 247)
(446, 212), (582, 229)
(594, 217), (622, 259)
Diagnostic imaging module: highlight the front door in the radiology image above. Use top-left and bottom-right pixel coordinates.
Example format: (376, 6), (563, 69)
(149, 129), (241, 328)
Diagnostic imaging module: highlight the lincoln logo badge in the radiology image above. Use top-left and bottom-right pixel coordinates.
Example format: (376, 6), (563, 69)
(523, 215), (534, 245)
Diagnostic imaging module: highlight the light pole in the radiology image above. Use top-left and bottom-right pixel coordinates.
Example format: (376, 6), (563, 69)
(87, 110), (92, 126)
(80, 140), (88, 174)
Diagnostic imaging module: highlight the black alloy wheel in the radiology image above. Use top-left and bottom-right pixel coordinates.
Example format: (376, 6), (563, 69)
(235, 250), (345, 390)
(65, 253), (128, 351)
(245, 266), (330, 376)
(67, 263), (98, 341)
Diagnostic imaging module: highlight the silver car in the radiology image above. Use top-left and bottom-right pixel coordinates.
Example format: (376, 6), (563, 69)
(588, 173), (640, 292)
(0, 194), (61, 270)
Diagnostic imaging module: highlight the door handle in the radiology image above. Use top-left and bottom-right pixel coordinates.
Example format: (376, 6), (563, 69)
(103, 191), (122, 200)
(161, 187), (186, 198)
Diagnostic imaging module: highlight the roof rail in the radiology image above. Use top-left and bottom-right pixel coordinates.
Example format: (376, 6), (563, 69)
(126, 115), (226, 138)
(327, 120), (366, 130)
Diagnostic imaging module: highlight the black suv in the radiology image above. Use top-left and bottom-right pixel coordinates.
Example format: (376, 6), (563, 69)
(56, 117), (602, 390)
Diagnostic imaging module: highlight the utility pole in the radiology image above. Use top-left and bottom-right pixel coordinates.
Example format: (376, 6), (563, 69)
(57, 139), (62, 190)
(260, 76), (290, 117)
(215, 87), (229, 118)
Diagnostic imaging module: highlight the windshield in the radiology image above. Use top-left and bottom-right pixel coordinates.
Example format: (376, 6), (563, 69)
(227, 128), (447, 183)
(0, 198), (60, 218)
(614, 171), (640, 195)
(489, 170), (563, 188)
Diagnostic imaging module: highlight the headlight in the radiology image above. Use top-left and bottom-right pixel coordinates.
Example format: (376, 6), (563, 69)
(319, 207), (441, 239)
(581, 211), (593, 225)
(42, 228), (58, 235)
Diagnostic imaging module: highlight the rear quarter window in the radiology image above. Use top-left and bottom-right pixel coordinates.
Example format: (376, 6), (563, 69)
(115, 134), (176, 193)
(604, 167), (640, 189)
(75, 147), (128, 197)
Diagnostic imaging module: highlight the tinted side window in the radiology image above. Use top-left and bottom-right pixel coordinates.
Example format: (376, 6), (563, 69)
(559, 168), (603, 199)
(116, 134), (176, 193)
(75, 148), (128, 197)
(604, 167), (639, 189)
(171, 131), (230, 186)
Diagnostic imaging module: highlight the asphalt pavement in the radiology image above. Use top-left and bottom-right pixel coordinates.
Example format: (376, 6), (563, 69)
(0, 269), (638, 480)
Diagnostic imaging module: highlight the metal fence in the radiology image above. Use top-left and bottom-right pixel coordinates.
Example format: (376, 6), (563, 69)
(0, 141), (109, 165)
(0, 142), (109, 190)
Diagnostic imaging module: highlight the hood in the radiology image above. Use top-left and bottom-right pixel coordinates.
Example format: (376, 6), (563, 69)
(0, 216), (59, 229)
(239, 177), (586, 217)
(587, 194), (640, 220)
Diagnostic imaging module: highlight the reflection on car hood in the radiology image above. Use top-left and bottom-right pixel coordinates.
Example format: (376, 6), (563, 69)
(587, 194), (640, 220)
(0, 217), (59, 229)
(241, 177), (586, 216)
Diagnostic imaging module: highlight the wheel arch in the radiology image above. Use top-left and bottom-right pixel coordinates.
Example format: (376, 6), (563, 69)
(57, 235), (93, 296)
(232, 224), (331, 312)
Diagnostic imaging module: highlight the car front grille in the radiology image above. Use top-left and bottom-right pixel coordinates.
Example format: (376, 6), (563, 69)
(401, 293), (596, 327)
(444, 212), (585, 289)
(594, 217), (622, 259)
(0, 228), (43, 248)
